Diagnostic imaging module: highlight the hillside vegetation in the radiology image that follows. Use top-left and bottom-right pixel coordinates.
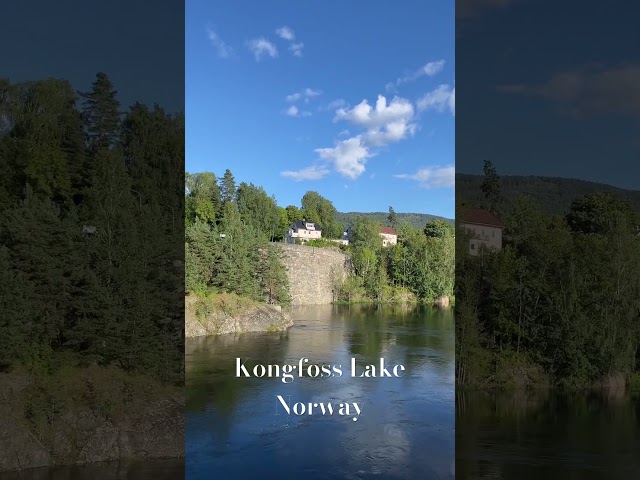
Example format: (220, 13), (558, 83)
(457, 162), (640, 390)
(336, 211), (452, 230)
(186, 171), (454, 306)
(457, 173), (640, 215)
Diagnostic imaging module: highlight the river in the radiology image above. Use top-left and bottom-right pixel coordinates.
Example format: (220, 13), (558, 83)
(456, 389), (640, 478)
(185, 304), (455, 480)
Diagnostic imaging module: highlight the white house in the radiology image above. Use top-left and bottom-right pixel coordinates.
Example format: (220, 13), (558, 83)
(331, 231), (350, 246)
(460, 208), (503, 255)
(286, 220), (322, 244)
(379, 226), (398, 247)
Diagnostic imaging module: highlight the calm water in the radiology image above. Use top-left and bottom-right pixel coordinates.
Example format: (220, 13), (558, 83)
(456, 390), (640, 479)
(185, 304), (455, 480)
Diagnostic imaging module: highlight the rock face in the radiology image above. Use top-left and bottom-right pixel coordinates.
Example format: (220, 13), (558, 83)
(276, 243), (350, 305)
(434, 296), (450, 308)
(185, 296), (292, 338)
(0, 374), (183, 474)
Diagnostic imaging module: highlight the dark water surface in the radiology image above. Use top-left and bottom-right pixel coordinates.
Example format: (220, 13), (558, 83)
(186, 304), (455, 480)
(456, 390), (640, 479)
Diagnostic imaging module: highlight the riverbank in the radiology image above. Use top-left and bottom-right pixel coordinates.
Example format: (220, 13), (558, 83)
(457, 348), (640, 393)
(333, 294), (452, 308)
(185, 293), (292, 338)
(0, 366), (183, 473)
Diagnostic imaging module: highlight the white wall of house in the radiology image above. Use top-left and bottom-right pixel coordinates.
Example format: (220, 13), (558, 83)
(286, 223), (322, 244)
(379, 232), (398, 247)
(461, 223), (502, 255)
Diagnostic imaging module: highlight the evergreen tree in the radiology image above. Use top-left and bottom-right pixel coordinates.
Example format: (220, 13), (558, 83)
(481, 160), (501, 213)
(219, 169), (236, 204)
(79, 72), (121, 152)
(388, 206), (397, 228)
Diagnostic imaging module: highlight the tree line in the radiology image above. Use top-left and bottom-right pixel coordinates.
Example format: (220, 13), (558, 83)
(185, 170), (455, 305)
(0, 74), (184, 384)
(456, 161), (640, 389)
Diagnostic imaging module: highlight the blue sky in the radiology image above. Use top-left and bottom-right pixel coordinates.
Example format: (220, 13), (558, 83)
(1, 0), (184, 112)
(456, 0), (640, 191)
(186, 0), (454, 218)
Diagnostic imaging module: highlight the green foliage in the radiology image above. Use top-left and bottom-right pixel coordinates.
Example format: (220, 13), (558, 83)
(236, 182), (280, 240)
(457, 182), (640, 389)
(184, 170), (291, 307)
(388, 206), (397, 228)
(336, 211), (452, 230)
(338, 216), (454, 304)
(301, 191), (343, 238)
(457, 173), (640, 215)
(481, 160), (501, 213)
(285, 204), (304, 223)
(0, 74), (183, 385)
(306, 238), (341, 248)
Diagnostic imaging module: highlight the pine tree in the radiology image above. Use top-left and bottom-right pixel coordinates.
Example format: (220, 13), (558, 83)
(79, 72), (121, 152)
(219, 169), (236, 204)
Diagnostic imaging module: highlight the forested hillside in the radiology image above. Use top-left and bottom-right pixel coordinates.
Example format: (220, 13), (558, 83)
(457, 162), (640, 390)
(457, 173), (640, 215)
(0, 74), (184, 382)
(336, 211), (452, 230)
(186, 173), (455, 305)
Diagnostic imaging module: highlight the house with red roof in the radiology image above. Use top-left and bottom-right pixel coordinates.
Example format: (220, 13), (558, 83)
(460, 208), (504, 255)
(379, 226), (398, 247)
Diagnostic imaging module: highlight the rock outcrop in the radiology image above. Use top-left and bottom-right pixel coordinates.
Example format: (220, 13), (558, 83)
(0, 373), (183, 474)
(185, 296), (292, 338)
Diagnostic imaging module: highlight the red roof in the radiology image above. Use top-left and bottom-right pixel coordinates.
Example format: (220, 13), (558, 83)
(460, 208), (504, 228)
(379, 226), (397, 235)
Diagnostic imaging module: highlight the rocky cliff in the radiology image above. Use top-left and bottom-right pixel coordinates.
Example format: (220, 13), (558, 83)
(0, 370), (183, 473)
(185, 295), (292, 337)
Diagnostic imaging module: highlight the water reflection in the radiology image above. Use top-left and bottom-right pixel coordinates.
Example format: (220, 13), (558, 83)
(456, 390), (640, 479)
(186, 304), (454, 480)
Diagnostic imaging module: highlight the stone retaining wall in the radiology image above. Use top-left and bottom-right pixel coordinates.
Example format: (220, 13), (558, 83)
(274, 243), (350, 305)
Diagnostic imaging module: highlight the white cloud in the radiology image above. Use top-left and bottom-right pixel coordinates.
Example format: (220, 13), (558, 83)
(392, 60), (446, 89)
(385, 82), (398, 93)
(395, 165), (455, 188)
(422, 60), (446, 76)
(417, 84), (455, 115)
(288, 94), (421, 182)
(335, 95), (414, 130)
(206, 28), (233, 59)
(289, 42), (304, 57)
(247, 38), (278, 61)
(276, 26), (295, 41)
(334, 95), (417, 146)
(286, 88), (321, 103)
(315, 137), (372, 179)
(285, 105), (311, 117)
(320, 99), (346, 111)
(275, 26), (303, 57)
(281, 165), (330, 181)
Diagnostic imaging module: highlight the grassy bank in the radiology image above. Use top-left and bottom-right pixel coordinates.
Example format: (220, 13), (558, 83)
(188, 289), (260, 318)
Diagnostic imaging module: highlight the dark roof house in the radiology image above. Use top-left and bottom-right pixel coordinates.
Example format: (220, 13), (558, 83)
(459, 208), (504, 228)
(379, 226), (398, 236)
(290, 220), (322, 231)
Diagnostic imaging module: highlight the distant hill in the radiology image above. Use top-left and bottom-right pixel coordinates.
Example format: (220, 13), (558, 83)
(336, 211), (453, 230)
(457, 174), (640, 215)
